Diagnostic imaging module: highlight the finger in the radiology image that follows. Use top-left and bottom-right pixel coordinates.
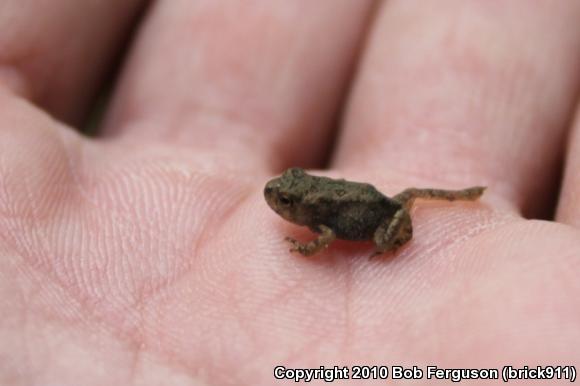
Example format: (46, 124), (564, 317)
(557, 106), (580, 227)
(335, 1), (580, 216)
(0, 0), (144, 125)
(103, 0), (376, 172)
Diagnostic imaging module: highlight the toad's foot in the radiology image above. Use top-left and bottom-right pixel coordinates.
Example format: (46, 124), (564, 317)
(285, 225), (336, 257)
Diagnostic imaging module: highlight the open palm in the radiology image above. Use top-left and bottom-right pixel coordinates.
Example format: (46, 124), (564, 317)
(2, 1), (580, 385)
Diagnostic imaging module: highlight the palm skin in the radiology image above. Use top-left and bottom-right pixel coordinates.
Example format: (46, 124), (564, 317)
(2, 1), (580, 385)
(2, 103), (580, 385)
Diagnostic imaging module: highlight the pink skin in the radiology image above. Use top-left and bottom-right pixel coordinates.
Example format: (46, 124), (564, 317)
(1, 1), (580, 385)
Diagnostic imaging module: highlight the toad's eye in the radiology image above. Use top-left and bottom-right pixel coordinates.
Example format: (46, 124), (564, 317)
(279, 195), (292, 206)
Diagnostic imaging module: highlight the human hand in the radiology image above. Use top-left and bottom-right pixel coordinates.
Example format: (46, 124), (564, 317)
(1, 1), (580, 385)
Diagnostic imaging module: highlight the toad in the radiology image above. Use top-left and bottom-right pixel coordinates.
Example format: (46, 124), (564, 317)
(264, 168), (485, 257)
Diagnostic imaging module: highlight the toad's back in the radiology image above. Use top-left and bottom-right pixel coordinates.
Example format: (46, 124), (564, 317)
(302, 177), (401, 240)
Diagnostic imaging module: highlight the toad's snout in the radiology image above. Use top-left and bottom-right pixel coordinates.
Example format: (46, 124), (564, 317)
(264, 179), (281, 198)
(264, 180), (280, 210)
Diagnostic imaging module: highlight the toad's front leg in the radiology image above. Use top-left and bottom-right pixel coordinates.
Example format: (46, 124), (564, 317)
(285, 225), (336, 256)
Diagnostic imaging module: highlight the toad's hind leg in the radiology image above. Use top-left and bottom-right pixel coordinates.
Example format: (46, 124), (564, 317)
(285, 225), (336, 257)
(372, 209), (412, 256)
(393, 186), (485, 210)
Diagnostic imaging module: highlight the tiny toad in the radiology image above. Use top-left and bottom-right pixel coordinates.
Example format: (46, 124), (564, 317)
(264, 168), (485, 257)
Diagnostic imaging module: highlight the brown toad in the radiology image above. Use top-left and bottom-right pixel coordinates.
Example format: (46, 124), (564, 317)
(264, 168), (485, 257)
